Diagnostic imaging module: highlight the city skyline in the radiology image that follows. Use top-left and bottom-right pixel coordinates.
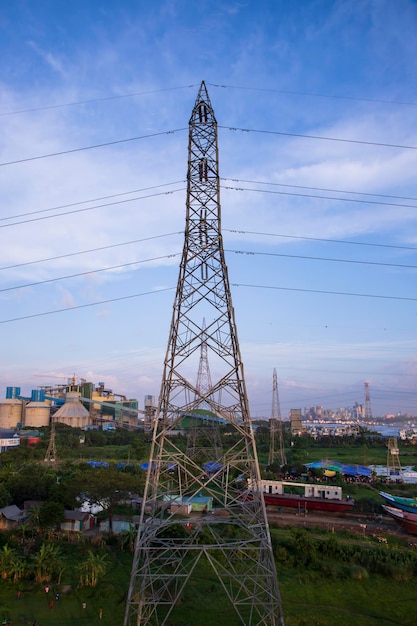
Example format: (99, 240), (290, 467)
(0, 1), (416, 418)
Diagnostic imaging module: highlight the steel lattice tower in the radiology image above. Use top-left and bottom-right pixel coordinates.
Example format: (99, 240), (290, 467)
(268, 369), (286, 467)
(186, 318), (223, 461)
(44, 417), (57, 463)
(124, 82), (284, 626)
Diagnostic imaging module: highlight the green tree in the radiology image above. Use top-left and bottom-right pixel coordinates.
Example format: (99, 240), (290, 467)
(76, 465), (142, 533)
(0, 544), (18, 580)
(6, 463), (55, 506)
(38, 501), (65, 531)
(32, 543), (62, 583)
(78, 550), (108, 587)
(0, 483), (11, 508)
(120, 523), (137, 553)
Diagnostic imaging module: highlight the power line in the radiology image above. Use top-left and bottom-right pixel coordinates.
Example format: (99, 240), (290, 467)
(3, 244), (412, 294)
(0, 180), (185, 222)
(222, 183), (417, 211)
(0, 252), (181, 293)
(0, 232), (182, 271)
(0, 128), (187, 167)
(3, 82), (413, 119)
(231, 283), (417, 303)
(0, 281), (414, 325)
(3, 181), (416, 230)
(224, 229), (417, 252)
(2, 121), (414, 170)
(208, 83), (417, 108)
(1, 228), (414, 275)
(0, 85), (197, 117)
(226, 249), (417, 270)
(0, 287), (175, 324)
(0, 187), (186, 228)
(220, 125), (417, 151)
(222, 177), (417, 204)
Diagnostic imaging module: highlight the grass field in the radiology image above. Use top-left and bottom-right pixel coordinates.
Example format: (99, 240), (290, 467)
(1, 527), (417, 626)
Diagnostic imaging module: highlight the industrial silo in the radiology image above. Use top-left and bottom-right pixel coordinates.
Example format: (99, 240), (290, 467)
(0, 388), (24, 429)
(24, 390), (51, 427)
(53, 391), (90, 428)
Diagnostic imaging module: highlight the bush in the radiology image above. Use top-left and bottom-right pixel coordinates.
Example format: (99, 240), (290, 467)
(349, 564), (368, 580)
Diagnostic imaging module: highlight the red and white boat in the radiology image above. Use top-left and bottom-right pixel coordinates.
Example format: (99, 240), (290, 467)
(382, 505), (417, 535)
(247, 479), (355, 513)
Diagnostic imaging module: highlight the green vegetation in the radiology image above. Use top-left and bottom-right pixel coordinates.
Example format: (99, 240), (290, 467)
(1, 425), (417, 624)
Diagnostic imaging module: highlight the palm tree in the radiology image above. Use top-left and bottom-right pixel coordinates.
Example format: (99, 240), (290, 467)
(78, 550), (108, 587)
(120, 523), (137, 553)
(32, 543), (62, 583)
(0, 544), (17, 580)
(25, 506), (41, 530)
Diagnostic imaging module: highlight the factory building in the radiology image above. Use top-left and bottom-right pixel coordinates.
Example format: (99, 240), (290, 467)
(0, 381), (142, 430)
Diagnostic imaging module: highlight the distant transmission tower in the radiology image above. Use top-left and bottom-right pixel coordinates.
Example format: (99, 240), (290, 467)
(125, 82), (284, 626)
(44, 417), (56, 463)
(364, 382), (373, 420)
(186, 318), (223, 461)
(269, 369), (286, 466)
(387, 437), (403, 480)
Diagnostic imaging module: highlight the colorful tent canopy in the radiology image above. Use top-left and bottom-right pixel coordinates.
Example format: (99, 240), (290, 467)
(304, 460), (371, 477)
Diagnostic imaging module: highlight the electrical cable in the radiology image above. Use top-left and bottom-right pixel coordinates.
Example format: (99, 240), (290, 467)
(231, 283), (417, 302)
(0, 128), (187, 167)
(0, 281), (414, 325)
(0, 232), (182, 271)
(2, 244), (414, 293)
(222, 183), (417, 210)
(2, 226), (411, 274)
(208, 82), (417, 108)
(0, 287), (175, 324)
(225, 249), (417, 270)
(0, 252), (181, 293)
(219, 125), (417, 151)
(3, 180), (416, 230)
(0, 85), (197, 117)
(223, 229), (417, 252)
(0, 187), (186, 228)
(1, 121), (414, 169)
(0, 180), (186, 222)
(222, 177), (417, 204)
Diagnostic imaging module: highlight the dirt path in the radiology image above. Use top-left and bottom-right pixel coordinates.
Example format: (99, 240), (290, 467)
(266, 506), (412, 541)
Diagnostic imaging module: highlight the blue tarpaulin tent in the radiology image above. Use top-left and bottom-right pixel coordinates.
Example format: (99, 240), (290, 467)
(304, 460), (371, 477)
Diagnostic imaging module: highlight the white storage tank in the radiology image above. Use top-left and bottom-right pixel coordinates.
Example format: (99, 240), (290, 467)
(24, 389), (50, 428)
(24, 401), (51, 428)
(0, 398), (24, 429)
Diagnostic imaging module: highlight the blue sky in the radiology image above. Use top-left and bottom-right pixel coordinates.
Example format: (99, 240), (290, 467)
(0, 0), (416, 418)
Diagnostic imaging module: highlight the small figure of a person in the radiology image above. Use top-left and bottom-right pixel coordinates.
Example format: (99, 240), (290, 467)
(82, 601), (87, 611)
(99, 606), (103, 619)
(49, 599), (54, 609)
(16, 590), (21, 600)
(45, 585), (49, 594)
(55, 592), (60, 601)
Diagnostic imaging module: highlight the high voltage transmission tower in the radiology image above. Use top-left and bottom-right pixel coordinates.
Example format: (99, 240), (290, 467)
(44, 417), (57, 463)
(186, 318), (223, 461)
(125, 82), (284, 626)
(268, 368), (286, 467)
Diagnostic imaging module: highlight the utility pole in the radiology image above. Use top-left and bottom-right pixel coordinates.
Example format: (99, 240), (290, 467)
(269, 368), (286, 467)
(125, 82), (284, 626)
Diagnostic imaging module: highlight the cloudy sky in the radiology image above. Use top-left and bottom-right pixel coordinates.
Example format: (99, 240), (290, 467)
(1, 0), (416, 418)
